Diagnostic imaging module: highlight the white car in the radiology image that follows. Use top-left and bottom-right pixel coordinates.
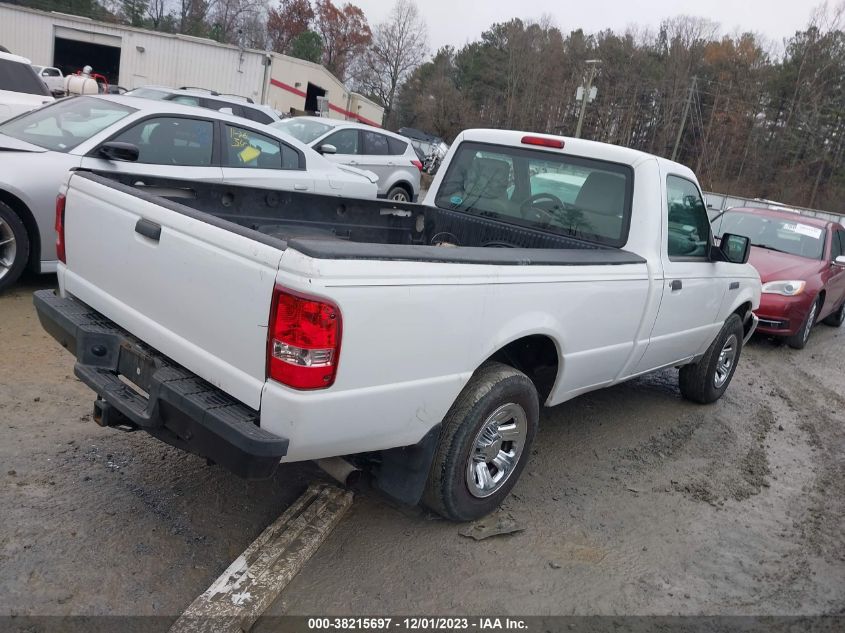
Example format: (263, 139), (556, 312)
(0, 51), (54, 122)
(0, 95), (378, 290)
(35, 128), (761, 521)
(125, 85), (283, 125)
(31, 65), (65, 96)
(272, 116), (422, 201)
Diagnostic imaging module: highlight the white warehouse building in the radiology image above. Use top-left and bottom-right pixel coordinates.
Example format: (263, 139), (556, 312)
(0, 3), (384, 126)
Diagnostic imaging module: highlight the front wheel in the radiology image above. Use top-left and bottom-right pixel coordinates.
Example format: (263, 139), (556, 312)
(679, 314), (744, 404)
(423, 362), (539, 521)
(786, 298), (820, 349)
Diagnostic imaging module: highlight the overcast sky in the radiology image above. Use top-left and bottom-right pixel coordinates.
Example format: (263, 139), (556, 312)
(352, 0), (819, 53)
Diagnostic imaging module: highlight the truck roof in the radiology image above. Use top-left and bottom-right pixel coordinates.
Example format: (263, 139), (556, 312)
(457, 129), (696, 179)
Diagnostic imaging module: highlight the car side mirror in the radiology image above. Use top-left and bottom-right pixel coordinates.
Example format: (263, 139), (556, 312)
(711, 232), (750, 264)
(317, 143), (337, 155)
(834, 255), (845, 267)
(98, 141), (139, 162)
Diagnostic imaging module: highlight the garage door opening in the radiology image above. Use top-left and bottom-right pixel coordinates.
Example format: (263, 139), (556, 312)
(304, 82), (326, 114)
(53, 37), (121, 86)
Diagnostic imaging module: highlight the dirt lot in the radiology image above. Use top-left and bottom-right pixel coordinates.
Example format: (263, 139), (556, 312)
(1, 274), (843, 623)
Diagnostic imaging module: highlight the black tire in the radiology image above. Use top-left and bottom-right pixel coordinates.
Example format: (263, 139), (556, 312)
(422, 362), (539, 522)
(786, 297), (820, 349)
(0, 201), (30, 293)
(679, 314), (744, 404)
(386, 185), (411, 202)
(822, 299), (845, 327)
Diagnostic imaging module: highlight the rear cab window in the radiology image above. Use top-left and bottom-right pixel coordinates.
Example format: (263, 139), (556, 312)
(434, 141), (634, 247)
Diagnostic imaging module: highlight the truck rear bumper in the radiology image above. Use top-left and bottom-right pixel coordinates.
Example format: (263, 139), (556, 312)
(33, 289), (288, 479)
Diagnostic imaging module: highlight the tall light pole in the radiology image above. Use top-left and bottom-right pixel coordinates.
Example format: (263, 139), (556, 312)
(575, 59), (601, 139)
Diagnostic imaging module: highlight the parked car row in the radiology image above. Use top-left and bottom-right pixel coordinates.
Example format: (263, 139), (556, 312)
(0, 95), (378, 291)
(0, 80), (842, 353)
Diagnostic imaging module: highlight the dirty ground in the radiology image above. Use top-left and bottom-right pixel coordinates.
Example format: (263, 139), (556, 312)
(1, 274), (843, 624)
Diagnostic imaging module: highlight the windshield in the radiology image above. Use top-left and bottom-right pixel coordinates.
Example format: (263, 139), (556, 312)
(0, 97), (135, 152)
(434, 141), (633, 247)
(714, 210), (826, 260)
(272, 118), (333, 144)
(0, 58), (51, 96)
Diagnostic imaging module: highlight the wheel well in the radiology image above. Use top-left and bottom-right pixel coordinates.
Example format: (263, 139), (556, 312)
(486, 335), (559, 402)
(0, 190), (40, 270)
(732, 301), (753, 338)
(388, 180), (414, 197)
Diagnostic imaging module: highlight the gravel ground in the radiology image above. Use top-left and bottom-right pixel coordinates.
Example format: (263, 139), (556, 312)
(1, 273), (843, 624)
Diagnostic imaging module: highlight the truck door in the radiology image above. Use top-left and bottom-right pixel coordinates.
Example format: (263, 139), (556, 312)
(634, 174), (726, 372)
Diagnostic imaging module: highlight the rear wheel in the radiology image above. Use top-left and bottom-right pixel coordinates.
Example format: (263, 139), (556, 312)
(679, 314), (744, 404)
(386, 185), (411, 202)
(0, 201), (29, 293)
(423, 362), (539, 521)
(787, 298), (820, 349)
(822, 299), (845, 327)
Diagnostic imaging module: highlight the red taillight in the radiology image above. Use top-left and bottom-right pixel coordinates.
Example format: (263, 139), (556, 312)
(521, 135), (564, 149)
(55, 193), (66, 264)
(411, 159), (423, 172)
(267, 286), (342, 390)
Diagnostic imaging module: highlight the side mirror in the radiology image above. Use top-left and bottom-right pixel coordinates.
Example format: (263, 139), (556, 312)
(834, 255), (845, 267)
(317, 143), (337, 155)
(98, 141), (139, 162)
(711, 232), (750, 264)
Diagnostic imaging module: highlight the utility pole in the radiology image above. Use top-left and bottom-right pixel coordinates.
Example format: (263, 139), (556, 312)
(672, 75), (697, 162)
(575, 59), (601, 138)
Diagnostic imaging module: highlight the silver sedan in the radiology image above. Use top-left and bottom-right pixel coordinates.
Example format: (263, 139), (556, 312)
(0, 95), (379, 291)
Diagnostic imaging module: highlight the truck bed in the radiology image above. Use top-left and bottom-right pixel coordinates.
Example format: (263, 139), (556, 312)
(88, 171), (645, 266)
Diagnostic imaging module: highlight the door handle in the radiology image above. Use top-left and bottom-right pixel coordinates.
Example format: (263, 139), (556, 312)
(294, 184), (309, 191)
(670, 279), (683, 291)
(135, 218), (161, 241)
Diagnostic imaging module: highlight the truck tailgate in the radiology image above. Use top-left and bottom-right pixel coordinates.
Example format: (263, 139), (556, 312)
(60, 172), (283, 409)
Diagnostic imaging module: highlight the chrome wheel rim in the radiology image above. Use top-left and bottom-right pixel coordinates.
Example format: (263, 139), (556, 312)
(466, 402), (527, 498)
(714, 334), (738, 388)
(390, 190), (409, 202)
(803, 302), (817, 342)
(0, 218), (17, 282)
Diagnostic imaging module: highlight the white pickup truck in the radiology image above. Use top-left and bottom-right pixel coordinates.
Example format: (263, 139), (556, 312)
(34, 130), (761, 521)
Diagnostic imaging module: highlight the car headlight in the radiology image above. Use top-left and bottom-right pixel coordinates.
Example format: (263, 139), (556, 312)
(761, 280), (806, 296)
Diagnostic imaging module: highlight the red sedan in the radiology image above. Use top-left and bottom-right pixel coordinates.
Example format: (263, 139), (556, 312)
(713, 207), (845, 349)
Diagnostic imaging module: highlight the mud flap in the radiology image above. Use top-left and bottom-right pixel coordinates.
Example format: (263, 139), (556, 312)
(372, 425), (441, 505)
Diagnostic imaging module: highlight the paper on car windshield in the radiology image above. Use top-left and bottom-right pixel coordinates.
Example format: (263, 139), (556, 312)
(782, 223), (822, 239)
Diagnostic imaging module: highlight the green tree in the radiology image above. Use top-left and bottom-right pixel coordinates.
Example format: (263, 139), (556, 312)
(289, 30), (323, 63)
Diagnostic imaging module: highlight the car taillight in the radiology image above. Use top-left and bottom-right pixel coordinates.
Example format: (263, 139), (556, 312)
(521, 135), (564, 149)
(267, 286), (342, 390)
(411, 159), (423, 172)
(55, 193), (66, 264)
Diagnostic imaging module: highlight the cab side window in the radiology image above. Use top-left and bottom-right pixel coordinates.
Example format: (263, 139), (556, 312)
(667, 175), (711, 259)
